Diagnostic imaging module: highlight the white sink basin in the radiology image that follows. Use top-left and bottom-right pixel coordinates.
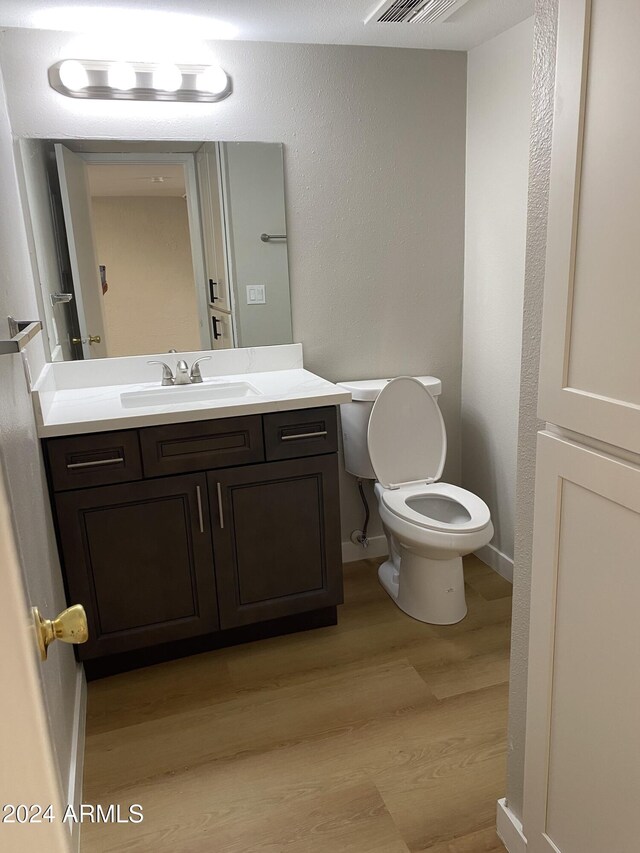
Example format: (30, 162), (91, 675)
(120, 380), (261, 409)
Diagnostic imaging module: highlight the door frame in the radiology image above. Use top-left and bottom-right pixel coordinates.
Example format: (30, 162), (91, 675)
(215, 142), (239, 345)
(80, 152), (210, 351)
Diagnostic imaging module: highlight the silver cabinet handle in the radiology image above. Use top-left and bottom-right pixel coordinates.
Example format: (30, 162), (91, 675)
(66, 457), (124, 470)
(196, 485), (204, 534)
(281, 430), (328, 441)
(216, 482), (224, 529)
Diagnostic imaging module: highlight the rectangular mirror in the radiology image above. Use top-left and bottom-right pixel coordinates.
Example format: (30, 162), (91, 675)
(18, 139), (293, 361)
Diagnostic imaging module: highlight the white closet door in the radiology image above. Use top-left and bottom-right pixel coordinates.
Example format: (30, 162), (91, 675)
(523, 432), (640, 853)
(195, 143), (233, 315)
(538, 0), (640, 453)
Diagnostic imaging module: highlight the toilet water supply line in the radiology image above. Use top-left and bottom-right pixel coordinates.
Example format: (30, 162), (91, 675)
(355, 479), (370, 548)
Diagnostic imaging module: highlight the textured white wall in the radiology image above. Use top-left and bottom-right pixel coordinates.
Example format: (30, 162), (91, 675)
(506, 0), (559, 820)
(92, 196), (201, 356)
(462, 18), (534, 568)
(0, 30), (467, 544)
(0, 68), (80, 806)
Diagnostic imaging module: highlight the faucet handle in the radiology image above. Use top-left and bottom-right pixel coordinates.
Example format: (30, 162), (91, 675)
(147, 360), (175, 386)
(190, 356), (212, 384)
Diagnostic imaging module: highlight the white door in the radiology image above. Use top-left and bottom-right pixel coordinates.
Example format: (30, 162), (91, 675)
(523, 434), (640, 853)
(522, 0), (640, 850)
(537, 0), (640, 453)
(0, 473), (73, 853)
(196, 143), (234, 319)
(55, 144), (107, 359)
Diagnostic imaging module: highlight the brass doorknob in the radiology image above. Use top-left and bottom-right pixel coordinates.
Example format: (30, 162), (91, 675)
(32, 604), (89, 661)
(71, 335), (101, 345)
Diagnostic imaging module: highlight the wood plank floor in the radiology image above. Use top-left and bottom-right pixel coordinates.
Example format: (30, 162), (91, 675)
(82, 555), (512, 853)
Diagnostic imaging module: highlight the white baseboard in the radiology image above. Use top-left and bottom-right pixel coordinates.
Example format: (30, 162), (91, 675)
(497, 798), (527, 852)
(475, 543), (514, 583)
(67, 665), (87, 852)
(341, 533), (388, 563)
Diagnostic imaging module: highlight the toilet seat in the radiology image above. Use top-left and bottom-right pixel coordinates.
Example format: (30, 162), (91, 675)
(380, 482), (491, 533)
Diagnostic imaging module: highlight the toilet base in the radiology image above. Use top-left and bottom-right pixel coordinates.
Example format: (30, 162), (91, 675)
(378, 549), (467, 625)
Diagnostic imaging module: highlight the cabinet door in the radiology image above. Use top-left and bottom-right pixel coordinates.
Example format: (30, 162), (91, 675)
(55, 474), (218, 659)
(208, 456), (343, 629)
(538, 0), (640, 452)
(209, 307), (234, 350)
(196, 142), (232, 313)
(523, 433), (640, 853)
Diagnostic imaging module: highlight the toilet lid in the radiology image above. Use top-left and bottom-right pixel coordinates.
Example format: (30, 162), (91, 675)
(367, 376), (446, 488)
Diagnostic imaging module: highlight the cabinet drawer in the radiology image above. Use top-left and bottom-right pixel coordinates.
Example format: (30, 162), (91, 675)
(46, 431), (142, 492)
(263, 407), (338, 461)
(140, 416), (264, 477)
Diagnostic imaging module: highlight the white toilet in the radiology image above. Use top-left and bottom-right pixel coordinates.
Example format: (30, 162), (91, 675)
(338, 375), (493, 625)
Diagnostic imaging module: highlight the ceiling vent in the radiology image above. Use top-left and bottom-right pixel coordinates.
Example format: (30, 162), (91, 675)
(365, 0), (470, 24)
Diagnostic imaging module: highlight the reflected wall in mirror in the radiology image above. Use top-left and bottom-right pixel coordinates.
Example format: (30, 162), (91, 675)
(18, 139), (293, 361)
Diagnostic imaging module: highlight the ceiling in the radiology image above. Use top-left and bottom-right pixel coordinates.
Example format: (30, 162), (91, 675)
(0, 0), (534, 51)
(87, 163), (187, 197)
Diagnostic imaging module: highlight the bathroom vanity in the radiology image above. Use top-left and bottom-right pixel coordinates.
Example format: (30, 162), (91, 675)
(32, 345), (351, 675)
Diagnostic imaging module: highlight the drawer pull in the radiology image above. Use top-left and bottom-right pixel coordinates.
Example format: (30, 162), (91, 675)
(66, 457), (124, 470)
(196, 485), (205, 534)
(280, 430), (328, 442)
(216, 481), (225, 529)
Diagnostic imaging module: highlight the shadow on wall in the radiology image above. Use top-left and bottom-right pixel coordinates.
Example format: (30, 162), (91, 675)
(336, 425), (385, 557)
(461, 412), (499, 548)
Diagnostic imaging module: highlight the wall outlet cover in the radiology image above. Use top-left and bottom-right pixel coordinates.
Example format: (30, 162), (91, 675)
(246, 285), (266, 304)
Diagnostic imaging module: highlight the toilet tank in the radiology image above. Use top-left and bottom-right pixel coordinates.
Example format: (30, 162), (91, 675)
(337, 376), (442, 479)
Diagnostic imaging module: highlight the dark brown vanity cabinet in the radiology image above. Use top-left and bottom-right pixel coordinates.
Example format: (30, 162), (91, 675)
(54, 474), (219, 659)
(44, 407), (343, 664)
(210, 455), (341, 629)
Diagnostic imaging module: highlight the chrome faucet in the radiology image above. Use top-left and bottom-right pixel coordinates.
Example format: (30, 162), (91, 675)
(189, 357), (211, 383)
(147, 356), (212, 386)
(174, 360), (191, 385)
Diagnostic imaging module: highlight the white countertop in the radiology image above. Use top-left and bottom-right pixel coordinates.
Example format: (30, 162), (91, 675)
(31, 345), (352, 438)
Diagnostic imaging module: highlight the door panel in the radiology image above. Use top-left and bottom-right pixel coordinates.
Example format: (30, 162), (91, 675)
(0, 469), (72, 853)
(537, 0), (640, 452)
(209, 456), (343, 629)
(523, 433), (640, 853)
(55, 144), (107, 358)
(209, 306), (234, 350)
(196, 142), (233, 316)
(55, 474), (218, 658)
(140, 416), (264, 477)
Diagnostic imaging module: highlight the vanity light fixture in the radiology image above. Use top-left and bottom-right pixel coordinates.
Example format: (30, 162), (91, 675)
(153, 63), (183, 93)
(58, 59), (89, 91)
(107, 61), (136, 91)
(195, 65), (229, 95)
(49, 60), (232, 103)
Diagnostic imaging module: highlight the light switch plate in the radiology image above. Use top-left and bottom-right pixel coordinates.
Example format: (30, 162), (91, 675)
(246, 285), (266, 304)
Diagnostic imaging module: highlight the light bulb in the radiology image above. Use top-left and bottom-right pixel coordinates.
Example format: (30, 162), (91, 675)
(59, 60), (89, 91)
(108, 62), (136, 91)
(195, 65), (228, 95)
(153, 64), (182, 92)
